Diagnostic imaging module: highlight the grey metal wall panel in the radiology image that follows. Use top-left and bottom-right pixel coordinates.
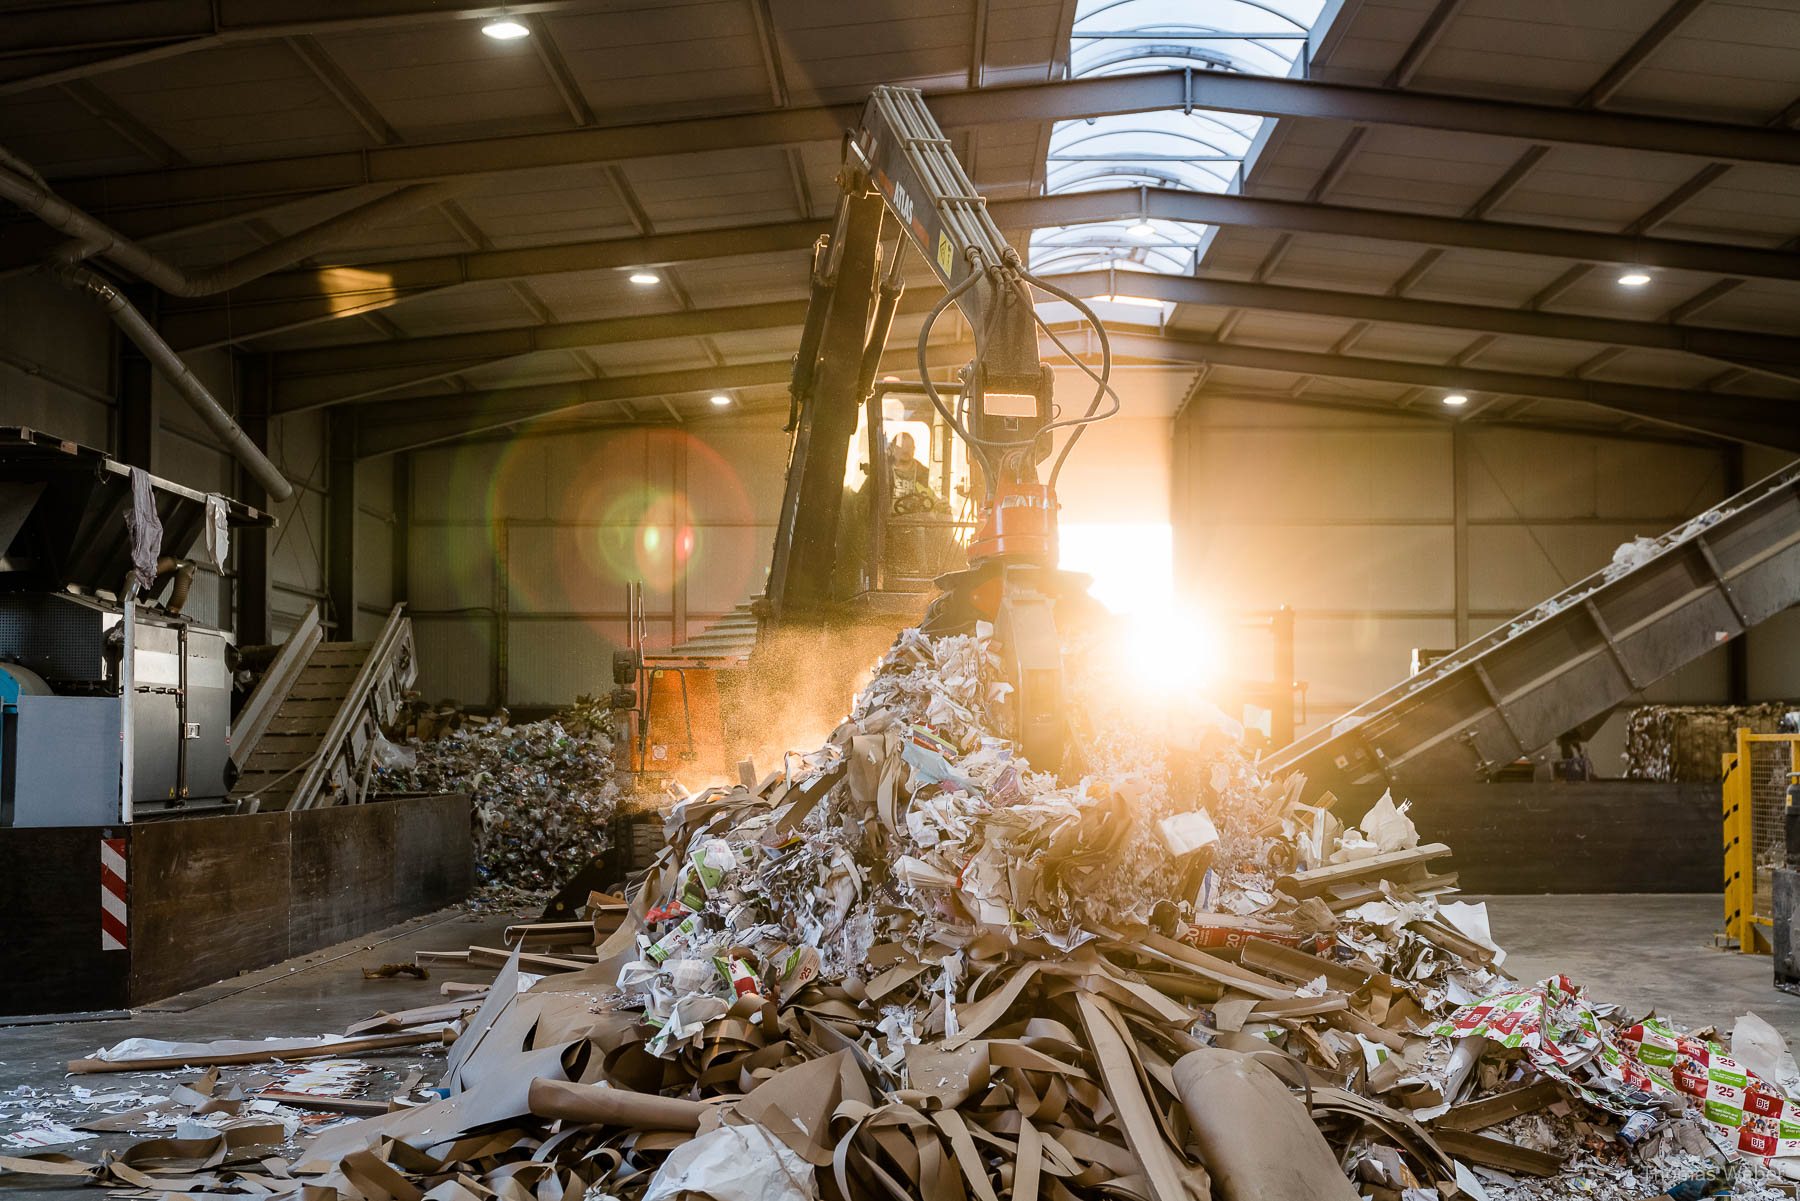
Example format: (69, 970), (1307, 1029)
(12, 695), (120, 826)
(1174, 397), (1738, 743)
(408, 524), (495, 610)
(412, 617), (496, 707)
(506, 618), (635, 709)
(356, 509), (394, 607)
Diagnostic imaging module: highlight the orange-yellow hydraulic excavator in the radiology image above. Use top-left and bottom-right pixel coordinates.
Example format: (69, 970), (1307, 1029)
(565, 87), (1121, 912)
(761, 85), (1119, 770)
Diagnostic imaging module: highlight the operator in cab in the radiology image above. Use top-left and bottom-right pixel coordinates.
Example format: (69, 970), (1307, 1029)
(890, 431), (931, 490)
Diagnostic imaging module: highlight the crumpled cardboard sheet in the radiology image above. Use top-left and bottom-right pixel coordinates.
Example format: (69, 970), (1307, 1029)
(19, 623), (1800, 1201)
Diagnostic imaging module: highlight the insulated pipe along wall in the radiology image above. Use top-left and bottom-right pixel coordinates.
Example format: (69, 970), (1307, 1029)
(56, 265), (295, 502)
(0, 146), (465, 504)
(0, 154), (464, 297)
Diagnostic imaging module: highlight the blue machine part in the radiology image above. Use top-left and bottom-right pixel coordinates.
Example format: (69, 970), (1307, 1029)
(0, 661), (50, 709)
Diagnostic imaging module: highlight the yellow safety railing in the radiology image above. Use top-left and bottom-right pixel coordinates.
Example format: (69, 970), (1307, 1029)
(1723, 727), (1800, 955)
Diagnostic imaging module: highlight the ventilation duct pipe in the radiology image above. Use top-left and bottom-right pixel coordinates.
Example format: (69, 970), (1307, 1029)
(0, 144), (466, 501)
(55, 264), (295, 503)
(0, 159), (463, 297)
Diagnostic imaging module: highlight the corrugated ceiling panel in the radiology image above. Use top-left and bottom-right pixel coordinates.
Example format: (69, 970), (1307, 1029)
(1196, 227), (1286, 279)
(671, 251), (811, 303)
(1617, 2), (1800, 121)
(1325, 125), (1551, 213)
(1401, 251), (1580, 309)
(520, 267), (675, 321)
(95, 42), (368, 161)
(380, 281), (543, 336)
(456, 352), (591, 391)
(777, 0), (976, 99)
(1459, 336), (1609, 376)
(0, 91), (156, 177)
(1545, 266), (1719, 320)
(317, 25), (566, 140)
(706, 326), (806, 358)
(622, 151), (798, 228)
(549, 3), (768, 114)
(452, 169), (637, 246)
(1681, 280), (1800, 335)
(1221, 309), (1358, 352)
(1314, 0), (1436, 82)
(1164, 307), (1229, 338)
(577, 337), (719, 373)
(1410, 0), (1650, 97)
(1585, 347), (1733, 391)
(1241, 119), (1362, 202)
(1346, 323), (1503, 364)
(1659, 165), (1800, 244)
(1490, 145), (1709, 230)
(1265, 237), (1433, 289)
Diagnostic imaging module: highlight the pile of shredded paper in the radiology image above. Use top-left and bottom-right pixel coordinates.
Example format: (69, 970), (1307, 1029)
(12, 624), (1800, 1201)
(389, 696), (622, 891)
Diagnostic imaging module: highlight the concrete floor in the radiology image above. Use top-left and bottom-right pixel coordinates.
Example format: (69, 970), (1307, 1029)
(0, 904), (533, 1199)
(0, 894), (1796, 1194)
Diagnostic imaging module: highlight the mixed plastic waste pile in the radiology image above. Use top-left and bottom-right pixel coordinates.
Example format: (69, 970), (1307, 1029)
(390, 696), (622, 891)
(12, 624), (1800, 1201)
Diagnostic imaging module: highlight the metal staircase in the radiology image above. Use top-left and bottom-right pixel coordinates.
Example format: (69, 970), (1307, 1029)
(229, 603), (416, 810)
(654, 598), (760, 666)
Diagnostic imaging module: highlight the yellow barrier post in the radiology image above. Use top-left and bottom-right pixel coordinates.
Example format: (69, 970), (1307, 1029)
(1725, 735), (1749, 950)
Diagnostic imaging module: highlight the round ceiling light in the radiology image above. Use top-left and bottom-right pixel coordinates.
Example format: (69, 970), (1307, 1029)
(1442, 393), (1469, 407)
(1126, 220), (1155, 239)
(628, 271), (661, 285)
(709, 394), (732, 407)
(1617, 271), (1652, 287)
(481, 18), (530, 39)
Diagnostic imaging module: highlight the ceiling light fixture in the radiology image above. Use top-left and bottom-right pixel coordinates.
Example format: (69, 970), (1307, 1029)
(709, 394), (732, 407)
(1442, 393), (1469, 407)
(1126, 220), (1155, 239)
(628, 271), (660, 285)
(481, 12), (530, 39)
(1617, 270), (1651, 287)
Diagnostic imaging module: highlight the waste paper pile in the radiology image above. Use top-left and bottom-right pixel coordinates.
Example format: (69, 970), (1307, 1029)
(1622, 703), (1795, 782)
(390, 696), (622, 891)
(9, 624), (1800, 1201)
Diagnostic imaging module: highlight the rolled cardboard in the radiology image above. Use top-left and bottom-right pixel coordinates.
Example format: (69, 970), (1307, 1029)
(526, 1077), (709, 1131)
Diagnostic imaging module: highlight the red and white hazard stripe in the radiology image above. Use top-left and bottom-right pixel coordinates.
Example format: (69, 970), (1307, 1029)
(100, 837), (127, 951)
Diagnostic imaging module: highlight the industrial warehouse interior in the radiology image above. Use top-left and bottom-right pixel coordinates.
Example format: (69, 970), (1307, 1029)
(8, 0), (1800, 1197)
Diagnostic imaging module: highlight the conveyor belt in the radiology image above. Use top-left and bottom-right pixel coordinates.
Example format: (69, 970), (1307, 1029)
(229, 603), (416, 810)
(1266, 460), (1800, 808)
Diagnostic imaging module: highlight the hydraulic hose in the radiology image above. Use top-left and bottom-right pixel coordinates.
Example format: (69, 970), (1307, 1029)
(1019, 270), (1123, 488)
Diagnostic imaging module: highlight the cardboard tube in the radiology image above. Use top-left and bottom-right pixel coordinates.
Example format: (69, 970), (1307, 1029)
(526, 1078), (709, 1130)
(1171, 1048), (1359, 1201)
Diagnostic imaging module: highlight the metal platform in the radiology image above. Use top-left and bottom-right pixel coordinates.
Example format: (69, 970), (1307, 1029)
(1267, 460), (1800, 808)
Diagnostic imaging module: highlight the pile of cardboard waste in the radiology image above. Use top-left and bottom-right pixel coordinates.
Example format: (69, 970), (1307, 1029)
(390, 696), (622, 891)
(13, 624), (1800, 1200)
(1622, 703), (1795, 782)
